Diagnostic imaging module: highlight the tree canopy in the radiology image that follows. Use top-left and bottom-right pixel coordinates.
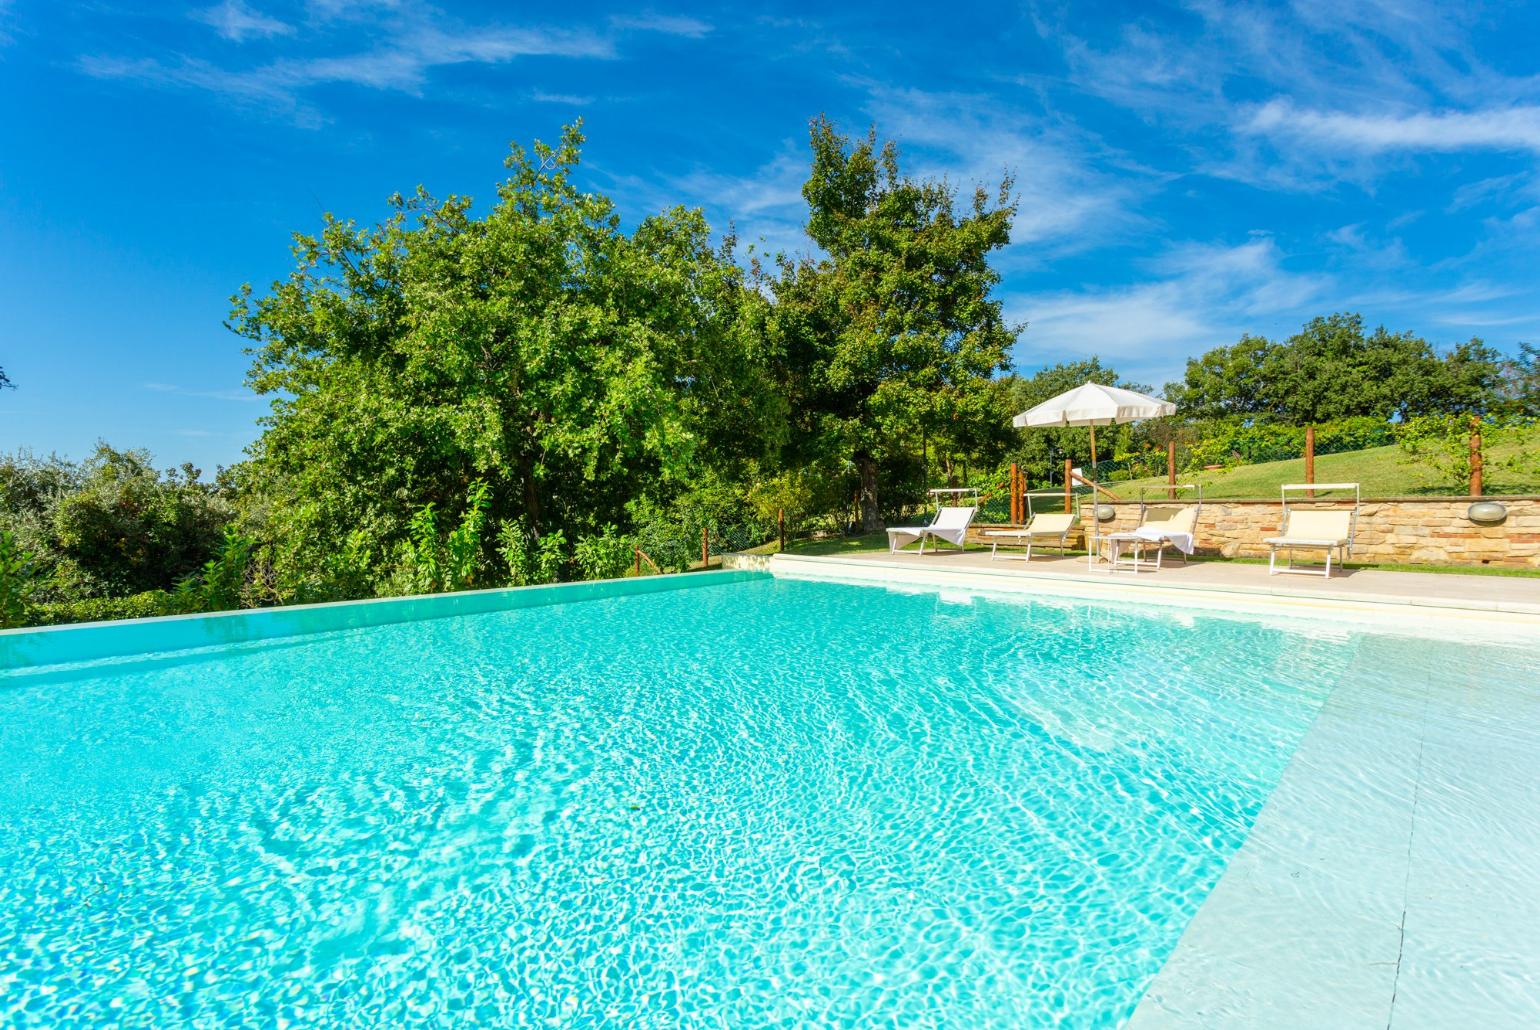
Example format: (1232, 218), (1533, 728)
(768, 117), (1018, 530)
(1165, 313), (1504, 423)
(231, 123), (782, 600)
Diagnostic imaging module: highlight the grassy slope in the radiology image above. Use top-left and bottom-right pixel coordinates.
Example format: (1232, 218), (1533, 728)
(1105, 437), (1538, 501)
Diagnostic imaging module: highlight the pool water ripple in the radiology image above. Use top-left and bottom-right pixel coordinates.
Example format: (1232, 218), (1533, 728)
(2, 576), (1366, 1025)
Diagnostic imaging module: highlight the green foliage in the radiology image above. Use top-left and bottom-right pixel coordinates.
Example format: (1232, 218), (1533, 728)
(632, 521), (697, 573)
(0, 530), (39, 629)
(497, 521), (567, 587)
(1395, 415), (1539, 493)
(769, 117), (1019, 529)
(232, 122), (781, 603)
(1167, 313), (1505, 423)
(27, 591), (171, 627)
(0, 446), (231, 604)
(164, 527), (256, 616)
(392, 482), (496, 595)
(1501, 342), (1540, 416)
(573, 525), (634, 581)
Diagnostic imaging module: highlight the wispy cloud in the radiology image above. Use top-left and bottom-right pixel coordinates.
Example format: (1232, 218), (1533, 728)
(610, 13), (712, 39)
(528, 90), (594, 106)
(77, 9), (659, 117)
(855, 83), (1144, 251)
(145, 382), (257, 403)
(1011, 238), (1330, 383)
(193, 1), (293, 43)
(1244, 100), (1540, 154)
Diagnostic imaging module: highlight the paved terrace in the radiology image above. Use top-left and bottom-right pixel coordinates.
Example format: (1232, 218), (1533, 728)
(769, 547), (1540, 617)
(762, 550), (1540, 1027)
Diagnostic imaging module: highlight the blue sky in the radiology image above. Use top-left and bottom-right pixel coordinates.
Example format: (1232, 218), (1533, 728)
(3, 1), (1538, 472)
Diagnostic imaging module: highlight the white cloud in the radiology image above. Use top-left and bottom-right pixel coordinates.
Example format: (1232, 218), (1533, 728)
(855, 84), (1143, 250)
(146, 382), (257, 403)
(1244, 99), (1540, 154)
(79, 12), (624, 112)
(610, 13), (712, 39)
(193, 1), (293, 43)
(1010, 238), (1330, 384)
(528, 90), (594, 107)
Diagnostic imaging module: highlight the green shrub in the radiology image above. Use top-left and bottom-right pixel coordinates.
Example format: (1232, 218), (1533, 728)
(497, 521), (567, 586)
(28, 591), (171, 626)
(574, 525), (634, 580)
(0, 530), (40, 629)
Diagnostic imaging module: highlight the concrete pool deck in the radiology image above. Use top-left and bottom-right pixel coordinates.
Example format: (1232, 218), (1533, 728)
(764, 552), (1540, 1027)
(758, 549), (1540, 620)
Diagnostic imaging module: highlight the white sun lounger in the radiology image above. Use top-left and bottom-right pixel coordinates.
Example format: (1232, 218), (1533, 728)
(886, 505), (977, 555)
(1267, 483), (1360, 577)
(984, 512), (1077, 561)
(1103, 504), (1199, 572)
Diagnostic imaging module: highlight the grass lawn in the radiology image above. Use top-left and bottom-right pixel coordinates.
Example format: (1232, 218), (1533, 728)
(1104, 437), (1539, 501)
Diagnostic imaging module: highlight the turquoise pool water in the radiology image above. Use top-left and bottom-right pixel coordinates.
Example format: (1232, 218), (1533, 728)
(1, 573), (1378, 1025)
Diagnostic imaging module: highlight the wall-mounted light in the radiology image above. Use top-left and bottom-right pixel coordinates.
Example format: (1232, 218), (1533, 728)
(1095, 504), (1117, 522)
(1467, 501), (1507, 525)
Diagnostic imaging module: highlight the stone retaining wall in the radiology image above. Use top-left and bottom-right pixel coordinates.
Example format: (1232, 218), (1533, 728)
(970, 496), (1540, 569)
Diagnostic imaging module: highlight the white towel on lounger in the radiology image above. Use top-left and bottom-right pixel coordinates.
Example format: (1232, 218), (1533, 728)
(1124, 525), (1195, 555)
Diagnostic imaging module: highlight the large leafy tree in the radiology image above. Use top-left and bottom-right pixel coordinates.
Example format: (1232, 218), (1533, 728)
(232, 124), (780, 599)
(1166, 313), (1504, 422)
(770, 117), (1018, 530)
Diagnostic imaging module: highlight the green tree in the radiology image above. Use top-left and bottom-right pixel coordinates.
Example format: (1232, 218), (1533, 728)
(12, 445), (231, 600)
(1167, 313), (1503, 422)
(1500, 342), (1540, 416)
(232, 124), (781, 600)
(769, 117), (1018, 530)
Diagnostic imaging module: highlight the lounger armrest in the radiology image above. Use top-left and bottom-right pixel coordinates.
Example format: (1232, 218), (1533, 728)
(1265, 536), (1347, 546)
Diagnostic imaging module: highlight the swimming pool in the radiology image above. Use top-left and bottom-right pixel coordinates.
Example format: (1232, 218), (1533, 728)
(0, 571), (1496, 1025)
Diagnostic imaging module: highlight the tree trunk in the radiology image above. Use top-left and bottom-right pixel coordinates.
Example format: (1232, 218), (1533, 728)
(520, 454), (542, 534)
(855, 450), (881, 532)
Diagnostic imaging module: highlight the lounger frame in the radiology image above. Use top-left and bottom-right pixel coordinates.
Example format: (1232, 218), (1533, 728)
(1266, 483), (1360, 578)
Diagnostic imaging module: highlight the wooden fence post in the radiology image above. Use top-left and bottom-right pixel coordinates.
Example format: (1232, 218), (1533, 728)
(1305, 425), (1315, 499)
(702, 526), (710, 569)
(634, 546), (641, 577)
(1063, 457), (1073, 516)
(1470, 417), (1483, 497)
(1166, 441), (1176, 500)
(1009, 463), (1020, 524)
(778, 508), (786, 553)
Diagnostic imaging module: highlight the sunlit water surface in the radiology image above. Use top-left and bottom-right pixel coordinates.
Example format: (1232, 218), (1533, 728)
(1, 576), (1386, 1026)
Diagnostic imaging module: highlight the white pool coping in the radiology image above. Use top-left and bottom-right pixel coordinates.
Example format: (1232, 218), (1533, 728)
(765, 554), (1540, 638)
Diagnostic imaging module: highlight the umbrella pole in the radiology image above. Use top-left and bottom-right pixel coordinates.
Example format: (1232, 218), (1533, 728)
(1090, 424), (1098, 481)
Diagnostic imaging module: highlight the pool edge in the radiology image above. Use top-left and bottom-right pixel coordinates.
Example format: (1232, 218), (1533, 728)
(1, 570), (768, 672)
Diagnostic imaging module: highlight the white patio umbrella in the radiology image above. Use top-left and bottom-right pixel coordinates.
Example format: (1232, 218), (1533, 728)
(1012, 382), (1175, 480)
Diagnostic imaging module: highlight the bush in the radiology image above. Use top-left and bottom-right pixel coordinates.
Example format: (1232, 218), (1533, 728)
(498, 521), (566, 586)
(1396, 414), (1538, 492)
(0, 530), (39, 629)
(574, 525), (634, 580)
(28, 591), (171, 626)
